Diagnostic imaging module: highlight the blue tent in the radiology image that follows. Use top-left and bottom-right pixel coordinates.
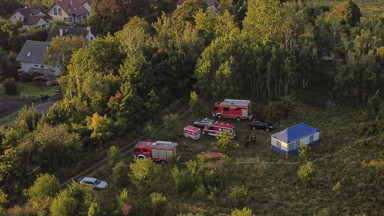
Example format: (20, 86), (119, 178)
(271, 123), (319, 154)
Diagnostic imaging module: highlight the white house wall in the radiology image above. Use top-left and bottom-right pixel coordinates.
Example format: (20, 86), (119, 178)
(83, 2), (92, 17)
(20, 62), (60, 76)
(9, 12), (24, 23)
(48, 5), (69, 22)
(36, 18), (50, 28)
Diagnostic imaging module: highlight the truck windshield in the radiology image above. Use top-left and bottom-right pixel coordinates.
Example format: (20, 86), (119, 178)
(134, 148), (140, 152)
(213, 107), (218, 111)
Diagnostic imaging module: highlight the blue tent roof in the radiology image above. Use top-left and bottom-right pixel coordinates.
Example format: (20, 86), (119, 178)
(272, 123), (319, 143)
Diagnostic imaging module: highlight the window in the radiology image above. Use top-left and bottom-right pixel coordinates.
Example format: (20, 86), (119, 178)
(134, 148), (140, 152)
(235, 108), (241, 111)
(69, 17), (72, 22)
(35, 64), (39, 67)
(58, 8), (62, 15)
(54, 8), (57, 15)
(309, 135), (314, 143)
(143, 149), (147, 152)
(27, 52), (31, 56)
(276, 140), (281, 148)
(223, 107), (229, 112)
(213, 107), (218, 111)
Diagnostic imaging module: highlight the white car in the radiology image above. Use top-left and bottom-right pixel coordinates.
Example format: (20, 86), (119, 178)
(79, 177), (108, 190)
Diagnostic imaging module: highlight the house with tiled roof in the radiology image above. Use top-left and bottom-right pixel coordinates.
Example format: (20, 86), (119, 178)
(8, 6), (52, 30)
(16, 40), (60, 76)
(176, 0), (219, 13)
(80, 0), (93, 17)
(47, 0), (90, 24)
(46, 25), (96, 42)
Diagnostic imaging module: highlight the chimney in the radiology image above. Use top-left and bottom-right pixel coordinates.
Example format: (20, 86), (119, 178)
(70, 0), (73, 6)
(59, 28), (63, 37)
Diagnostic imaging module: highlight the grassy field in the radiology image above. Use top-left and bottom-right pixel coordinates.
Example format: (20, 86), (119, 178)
(0, 82), (56, 97)
(91, 92), (381, 215)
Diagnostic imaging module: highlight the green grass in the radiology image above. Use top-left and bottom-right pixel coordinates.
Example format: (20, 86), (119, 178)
(94, 93), (381, 215)
(0, 82), (56, 97)
(0, 111), (19, 126)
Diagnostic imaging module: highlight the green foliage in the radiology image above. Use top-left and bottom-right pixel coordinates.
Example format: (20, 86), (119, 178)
(313, 208), (330, 216)
(143, 122), (158, 140)
(161, 114), (181, 140)
(326, 0), (361, 27)
(112, 161), (129, 188)
(129, 158), (161, 191)
(15, 105), (41, 133)
(0, 189), (7, 206)
(28, 173), (60, 215)
(2, 78), (17, 94)
(144, 90), (162, 118)
(28, 173), (60, 203)
(298, 142), (309, 159)
(150, 192), (167, 216)
(332, 182), (341, 194)
(192, 184), (206, 200)
(262, 97), (293, 122)
(87, 202), (102, 216)
(87, 113), (115, 141)
(117, 189), (134, 215)
(189, 91), (199, 118)
(230, 207), (254, 216)
(44, 35), (88, 75)
(107, 146), (121, 166)
(297, 162), (317, 182)
(211, 130), (239, 152)
(229, 186), (248, 206)
(50, 181), (101, 216)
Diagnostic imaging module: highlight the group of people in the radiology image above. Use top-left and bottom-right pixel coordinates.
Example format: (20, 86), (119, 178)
(244, 135), (256, 148)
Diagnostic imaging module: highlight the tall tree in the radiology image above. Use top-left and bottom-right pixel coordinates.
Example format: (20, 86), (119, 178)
(44, 36), (88, 76)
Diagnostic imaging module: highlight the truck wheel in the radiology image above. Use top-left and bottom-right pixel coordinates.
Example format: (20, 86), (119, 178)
(236, 116), (241, 121)
(217, 114), (222, 119)
(138, 155), (145, 159)
(160, 159), (167, 164)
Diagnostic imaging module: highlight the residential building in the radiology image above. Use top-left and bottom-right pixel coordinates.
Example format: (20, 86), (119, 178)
(47, 0), (90, 24)
(46, 25), (96, 42)
(16, 40), (60, 76)
(7, 6), (52, 30)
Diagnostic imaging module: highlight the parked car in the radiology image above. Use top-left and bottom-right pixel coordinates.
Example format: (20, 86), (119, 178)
(79, 177), (108, 190)
(250, 118), (274, 131)
(194, 118), (215, 128)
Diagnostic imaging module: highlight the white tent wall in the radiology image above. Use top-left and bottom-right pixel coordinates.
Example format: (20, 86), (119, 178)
(271, 132), (320, 154)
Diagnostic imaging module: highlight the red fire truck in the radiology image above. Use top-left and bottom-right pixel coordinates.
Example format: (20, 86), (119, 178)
(134, 141), (178, 163)
(212, 99), (252, 121)
(202, 121), (235, 138)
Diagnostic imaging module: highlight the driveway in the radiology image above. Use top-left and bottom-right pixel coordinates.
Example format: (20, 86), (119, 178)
(0, 96), (29, 119)
(0, 93), (63, 119)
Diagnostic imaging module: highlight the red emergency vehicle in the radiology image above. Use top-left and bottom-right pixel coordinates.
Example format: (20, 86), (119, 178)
(212, 99), (252, 121)
(202, 121), (235, 138)
(134, 141), (178, 163)
(184, 126), (201, 140)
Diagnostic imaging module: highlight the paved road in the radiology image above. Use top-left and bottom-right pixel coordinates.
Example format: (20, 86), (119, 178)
(0, 96), (29, 119)
(0, 93), (62, 120)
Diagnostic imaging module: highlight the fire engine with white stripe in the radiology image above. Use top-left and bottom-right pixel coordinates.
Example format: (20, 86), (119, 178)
(134, 141), (178, 163)
(212, 99), (252, 121)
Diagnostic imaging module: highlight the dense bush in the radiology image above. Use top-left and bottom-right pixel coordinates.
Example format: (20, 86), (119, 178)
(2, 78), (17, 94)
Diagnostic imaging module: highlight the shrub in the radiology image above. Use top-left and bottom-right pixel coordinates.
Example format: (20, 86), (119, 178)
(150, 193), (167, 216)
(129, 158), (161, 191)
(211, 130), (239, 152)
(230, 207), (254, 216)
(161, 114), (181, 140)
(2, 78), (17, 94)
(297, 162), (317, 182)
(112, 162), (129, 187)
(108, 146), (121, 166)
(298, 142), (309, 159)
(229, 186), (248, 206)
(192, 184), (207, 200)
